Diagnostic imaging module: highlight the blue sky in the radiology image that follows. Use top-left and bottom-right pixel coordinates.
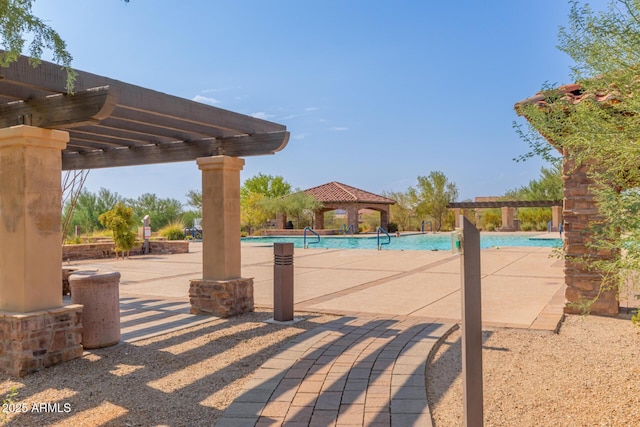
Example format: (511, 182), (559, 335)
(33, 0), (609, 204)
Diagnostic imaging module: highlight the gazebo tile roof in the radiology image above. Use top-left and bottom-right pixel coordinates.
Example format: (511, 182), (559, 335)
(303, 182), (395, 204)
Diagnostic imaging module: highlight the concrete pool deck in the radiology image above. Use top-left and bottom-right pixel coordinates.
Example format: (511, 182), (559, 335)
(68, 240), (565, 333)
(66, 240), (564, 426)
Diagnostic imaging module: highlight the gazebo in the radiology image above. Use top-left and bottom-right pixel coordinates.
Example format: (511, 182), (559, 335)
(276, 181), (395, 233)
(0, 55), (289, 375)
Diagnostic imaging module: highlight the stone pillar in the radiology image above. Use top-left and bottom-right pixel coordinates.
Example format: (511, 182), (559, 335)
(378, 207), (389, 230)
(0, 125), (83, 377)
(499, 207), (515, 231)
(190, 156), (254, 317)
(275, 213), (287, 229)
(551, 205), (562, 232)
(562, 155), (618, 315)
(315, 209), (325, 230)
(346, 204), (359, 234)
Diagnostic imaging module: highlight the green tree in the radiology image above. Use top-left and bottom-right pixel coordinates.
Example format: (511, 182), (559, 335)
(516, 0), (640, 311)
(241, 173), (292, 200)
(411, 171), (459, 232)
(185, 189), (203, 212)
(0, 0), (75, 91)
(240, 174), (292, 231)
(504, 163), (563, 201)
(0, 1), (129, 92)
(241, 192), (270, 235)
(129, 193), (183, 230)
(64, 187), (123, 235)
(263, 191), (323, 229)
(382, 190), (417, 231)
(99, 202), (136, 258)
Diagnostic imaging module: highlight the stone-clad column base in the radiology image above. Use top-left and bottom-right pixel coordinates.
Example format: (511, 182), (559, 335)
(0, 305), (83, 377)
(189, 278), (254, 317)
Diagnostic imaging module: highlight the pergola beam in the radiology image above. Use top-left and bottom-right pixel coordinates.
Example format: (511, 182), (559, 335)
(448, 200), (562, 209)
(61, 130), (289, 170)
(0, 86), (115, 129)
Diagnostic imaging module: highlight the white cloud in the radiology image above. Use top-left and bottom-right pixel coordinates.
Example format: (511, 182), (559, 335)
(329, 126), (348, 131)
(251, 112), (275, 120)
(292, 133), (309, 140)
(305, 107), (317, 112)
(192, 95), (220, 105)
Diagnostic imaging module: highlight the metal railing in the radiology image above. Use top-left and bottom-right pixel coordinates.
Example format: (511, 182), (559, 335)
(377, 226), (391, 250)
(303, 227), (320, 249)
(339, 223), (355, 235)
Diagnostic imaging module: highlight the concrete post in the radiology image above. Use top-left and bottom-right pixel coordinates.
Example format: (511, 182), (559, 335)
(0, 125), (68, 312)
(460, 216), (483, 427)
(273, 243), (294, 322)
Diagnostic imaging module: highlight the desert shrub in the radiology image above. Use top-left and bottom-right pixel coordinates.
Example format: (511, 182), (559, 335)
(518, 208), (551, 230)
(158, 221), (186, 240)
(479, 209), (501, 230)
(387, 222), (398, 233)
(99, 203), (137, 257)
(519, 222), (534, 231)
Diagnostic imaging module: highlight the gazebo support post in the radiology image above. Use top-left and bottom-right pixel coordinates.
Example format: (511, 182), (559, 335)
(0, 125), (83, 377)
(190, 155), (254, 317)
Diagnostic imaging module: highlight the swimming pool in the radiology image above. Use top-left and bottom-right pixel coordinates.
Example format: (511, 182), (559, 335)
(241, 233), (562, 251)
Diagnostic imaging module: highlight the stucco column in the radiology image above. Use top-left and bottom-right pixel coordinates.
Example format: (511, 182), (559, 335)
(0, 125), (68, 312)
(190, 155), (253, 317)
(500, 207), (515, 231)
(197, 155), (244, 280)
(454, 208), (462, 228)
(551, 205), (562, 232)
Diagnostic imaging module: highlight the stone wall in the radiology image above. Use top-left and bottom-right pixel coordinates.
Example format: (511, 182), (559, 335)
(62, 240), (189, 261)
(0, 305), (83, 377)
(562, 156), (618, 315)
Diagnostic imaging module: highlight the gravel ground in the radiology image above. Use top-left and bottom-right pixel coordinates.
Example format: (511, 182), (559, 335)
(0, 309), (338, 427)
(2, 310), (638, 427)
(427, 314), (640, 427)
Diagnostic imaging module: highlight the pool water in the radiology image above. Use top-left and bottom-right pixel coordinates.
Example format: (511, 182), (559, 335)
(241, 233), (562, 251)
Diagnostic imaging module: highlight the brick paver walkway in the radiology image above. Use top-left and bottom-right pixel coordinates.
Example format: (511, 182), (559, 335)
(216, 315), (456, 427)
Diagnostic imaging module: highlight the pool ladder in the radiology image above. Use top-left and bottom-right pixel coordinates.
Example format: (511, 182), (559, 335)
(377, 226), (391, 250)
(303, 227), (320, 249)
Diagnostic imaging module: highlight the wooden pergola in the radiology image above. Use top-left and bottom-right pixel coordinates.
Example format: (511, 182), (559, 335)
(0, 55), (289, 168)
(0, 55), (289, 376)
(448, 200), (563, 232)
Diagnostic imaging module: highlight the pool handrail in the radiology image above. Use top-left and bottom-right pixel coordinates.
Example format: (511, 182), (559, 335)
(377, 226), (391, 250)
(303, 227), (320, 249)
(339, 223), (355, 235)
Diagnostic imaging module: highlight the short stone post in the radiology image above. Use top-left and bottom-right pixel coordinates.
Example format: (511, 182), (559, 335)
(274, 243), (294, 322)
(70, 271), (121, 349)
